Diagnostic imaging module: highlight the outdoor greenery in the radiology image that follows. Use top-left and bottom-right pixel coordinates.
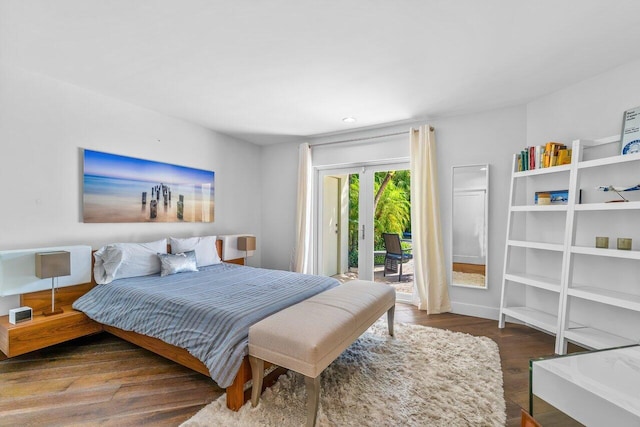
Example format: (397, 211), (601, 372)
(348, 170), (411, 267)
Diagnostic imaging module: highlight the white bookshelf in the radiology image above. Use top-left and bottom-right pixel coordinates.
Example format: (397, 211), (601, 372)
(499, 136), (640, 354)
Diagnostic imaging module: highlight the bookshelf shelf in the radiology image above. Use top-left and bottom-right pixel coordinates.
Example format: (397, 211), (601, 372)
(501, 307), (558, 334)
(563, 328), (636, 350)
(500, 135), (640, 355)
(568, 285), (640, 312)
(574, 201), (640, 211)
(508, 240), (564, 252)
(513, 164), (571, 178)
(504, 272), (561, 293)
(511, 205), (568, 212)
(577, 151), (640, 169)
(571, 246), (640, 260)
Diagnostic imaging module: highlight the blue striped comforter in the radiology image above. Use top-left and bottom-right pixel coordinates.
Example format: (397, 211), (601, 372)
(73, 263), (339, 388)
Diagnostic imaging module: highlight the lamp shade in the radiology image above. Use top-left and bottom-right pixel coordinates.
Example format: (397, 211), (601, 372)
(35, 251), (71, 279)
(237, 236), (256, 252)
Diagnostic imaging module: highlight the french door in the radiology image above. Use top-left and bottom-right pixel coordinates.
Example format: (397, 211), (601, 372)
(317, 161), (410, 284)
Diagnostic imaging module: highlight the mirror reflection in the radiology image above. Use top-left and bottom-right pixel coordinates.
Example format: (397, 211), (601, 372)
(451, 164), (488, 289)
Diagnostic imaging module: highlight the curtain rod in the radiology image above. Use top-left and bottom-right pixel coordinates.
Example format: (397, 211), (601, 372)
(310, 126), (433, 148)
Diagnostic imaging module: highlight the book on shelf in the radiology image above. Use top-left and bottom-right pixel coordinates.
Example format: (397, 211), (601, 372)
(516, 142), (569, 171)
(534, 188), (582, 205)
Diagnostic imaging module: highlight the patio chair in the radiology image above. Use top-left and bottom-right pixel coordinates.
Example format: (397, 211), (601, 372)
(382, 233), (413, 282)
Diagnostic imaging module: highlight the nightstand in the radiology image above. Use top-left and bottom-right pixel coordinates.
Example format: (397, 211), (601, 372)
(0, 305), (102, 357)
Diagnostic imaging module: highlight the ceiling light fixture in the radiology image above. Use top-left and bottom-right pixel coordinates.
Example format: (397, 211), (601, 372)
(342, 117), (357, 123)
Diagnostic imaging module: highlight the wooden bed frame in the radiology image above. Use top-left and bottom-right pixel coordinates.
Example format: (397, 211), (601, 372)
(26, 239), (282, 411)
(99, 240), (287, 410)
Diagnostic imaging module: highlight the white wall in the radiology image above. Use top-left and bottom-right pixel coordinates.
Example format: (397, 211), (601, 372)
(527, 58), (640, 145)
(436, 107), (526, 318)
(259, 141), (300, 271)
(0, 65), (262, 313)
(260, 106), (526, 319)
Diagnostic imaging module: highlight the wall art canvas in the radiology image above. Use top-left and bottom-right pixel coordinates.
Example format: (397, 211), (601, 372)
(83, 149), (215, 223)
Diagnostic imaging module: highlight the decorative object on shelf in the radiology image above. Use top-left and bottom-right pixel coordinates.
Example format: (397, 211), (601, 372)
(83, 149), (215, 223)
(620, 106), (640, 155)
(535, 189), (569, 205)
(35, 251), (70, 316)
(617, 238), (632, 251)
(536, 192), (551, 205)
(596, 184), (639, 202)
(237, 235), (257, 264)
(595, 237), (609, 249)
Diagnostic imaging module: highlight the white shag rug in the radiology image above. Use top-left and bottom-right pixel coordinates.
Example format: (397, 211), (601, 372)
(182, 322), (505, 427)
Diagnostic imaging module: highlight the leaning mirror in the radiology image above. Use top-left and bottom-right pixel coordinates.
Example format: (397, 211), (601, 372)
(451, 164), (489, 289)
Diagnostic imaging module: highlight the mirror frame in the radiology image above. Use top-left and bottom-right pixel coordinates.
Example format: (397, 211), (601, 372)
(450, 164), (489, 289)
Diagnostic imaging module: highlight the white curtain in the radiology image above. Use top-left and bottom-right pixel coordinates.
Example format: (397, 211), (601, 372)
(410, 125), (451, 313)
(292, 143), (313, 273)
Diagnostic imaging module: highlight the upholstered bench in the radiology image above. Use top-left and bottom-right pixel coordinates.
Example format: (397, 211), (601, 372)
(248, 280), (396, 427)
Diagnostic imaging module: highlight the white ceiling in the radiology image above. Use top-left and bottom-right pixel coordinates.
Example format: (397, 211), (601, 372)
(3, 0), (640, 145)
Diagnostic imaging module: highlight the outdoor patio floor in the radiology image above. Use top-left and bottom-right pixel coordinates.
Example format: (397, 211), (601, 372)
(332, 259), (414, 295)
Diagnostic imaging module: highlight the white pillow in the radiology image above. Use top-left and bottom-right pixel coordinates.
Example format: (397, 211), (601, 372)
(94, 239), (167, 284)
(169, 236), (220, 267)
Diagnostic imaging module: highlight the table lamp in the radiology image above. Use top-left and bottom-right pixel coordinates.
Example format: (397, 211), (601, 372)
(35, 251), (71, 316)
(237, 236), (256, 264)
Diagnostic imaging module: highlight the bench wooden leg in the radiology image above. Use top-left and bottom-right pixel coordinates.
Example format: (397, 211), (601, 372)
(387, 305), (395, 336)
(249, 356), (264, 407)
(305, 375), (320, 427)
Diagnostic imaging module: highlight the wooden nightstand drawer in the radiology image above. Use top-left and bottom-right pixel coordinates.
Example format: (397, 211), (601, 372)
(0, 306), (102, 357)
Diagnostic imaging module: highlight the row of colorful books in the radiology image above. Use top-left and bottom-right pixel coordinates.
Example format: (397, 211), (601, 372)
(517, 142), (572, 171)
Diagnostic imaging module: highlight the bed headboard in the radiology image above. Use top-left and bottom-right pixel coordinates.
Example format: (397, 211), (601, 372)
(21, 239), (235, 312)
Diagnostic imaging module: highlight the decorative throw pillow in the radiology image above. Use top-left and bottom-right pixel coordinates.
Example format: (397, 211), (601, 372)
(169, 236), (220, 267)
(157, 251), (198, 277)
(94, 239), (167, 284)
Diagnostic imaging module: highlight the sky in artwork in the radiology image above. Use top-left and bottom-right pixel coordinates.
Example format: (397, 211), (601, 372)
(83, 149), (214, 184)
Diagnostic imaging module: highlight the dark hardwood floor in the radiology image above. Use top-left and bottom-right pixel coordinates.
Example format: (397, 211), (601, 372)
(0, 303), (583, 426)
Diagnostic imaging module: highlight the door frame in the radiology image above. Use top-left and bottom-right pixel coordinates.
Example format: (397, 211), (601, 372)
(316, 166), (362, 277)
(315, 158), (410, 281)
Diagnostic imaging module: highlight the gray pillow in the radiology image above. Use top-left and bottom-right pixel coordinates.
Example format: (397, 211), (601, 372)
(158, 250), (198, 277)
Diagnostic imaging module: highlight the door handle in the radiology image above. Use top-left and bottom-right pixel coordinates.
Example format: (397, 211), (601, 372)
(361, 224), (365, 240)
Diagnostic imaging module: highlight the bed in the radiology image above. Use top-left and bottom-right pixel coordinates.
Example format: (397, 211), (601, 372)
(72, 238), (339, 410)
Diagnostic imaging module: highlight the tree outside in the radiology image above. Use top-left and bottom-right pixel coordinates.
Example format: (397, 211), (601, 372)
(348, 170), (411, 268)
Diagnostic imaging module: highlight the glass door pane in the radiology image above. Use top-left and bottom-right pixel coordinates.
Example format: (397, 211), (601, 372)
(371, 168), (413, 299)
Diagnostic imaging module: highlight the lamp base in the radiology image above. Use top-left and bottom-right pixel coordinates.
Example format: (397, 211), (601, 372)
(42, 307), (64, 317)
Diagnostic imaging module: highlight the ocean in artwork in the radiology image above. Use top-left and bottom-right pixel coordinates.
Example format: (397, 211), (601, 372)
(82, 150), (215, 223)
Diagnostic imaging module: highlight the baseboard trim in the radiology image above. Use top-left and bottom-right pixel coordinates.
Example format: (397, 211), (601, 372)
(450, 301), (500, 321)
